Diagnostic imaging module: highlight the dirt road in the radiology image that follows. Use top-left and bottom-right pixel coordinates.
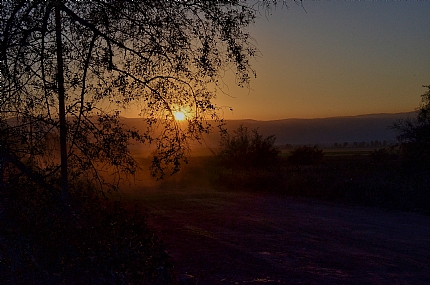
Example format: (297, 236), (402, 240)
(127, 188), (430, 284)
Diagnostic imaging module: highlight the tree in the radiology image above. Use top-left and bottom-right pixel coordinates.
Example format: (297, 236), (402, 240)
(1, 0), (279, 197)
(393, 85), (430, 169)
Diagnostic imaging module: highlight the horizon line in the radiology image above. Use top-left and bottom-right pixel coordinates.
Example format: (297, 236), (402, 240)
(122, 110), (417, 121)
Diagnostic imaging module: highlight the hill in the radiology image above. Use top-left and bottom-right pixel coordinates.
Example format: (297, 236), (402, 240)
(121, 111), (417, 149)
(221, 112), (417, 146)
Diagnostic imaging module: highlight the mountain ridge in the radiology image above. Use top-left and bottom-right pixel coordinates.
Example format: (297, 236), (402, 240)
(121, 111), (417, 146)
(220, 111), (417, 122)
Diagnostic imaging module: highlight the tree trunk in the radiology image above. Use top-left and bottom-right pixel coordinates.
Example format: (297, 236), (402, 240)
(55, 1), (68, 201)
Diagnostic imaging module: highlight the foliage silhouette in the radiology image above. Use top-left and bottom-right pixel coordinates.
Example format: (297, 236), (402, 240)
(217, 125), (282, 191)
(287, 145), (324, 165)
(370, 147), (398, 163)
(218, 124), (280, 170)
(393, 85), (430, 171)
(0, 179), (173, 284)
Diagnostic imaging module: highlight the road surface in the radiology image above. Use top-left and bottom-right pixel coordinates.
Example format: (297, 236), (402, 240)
(127, 188), (430, 284)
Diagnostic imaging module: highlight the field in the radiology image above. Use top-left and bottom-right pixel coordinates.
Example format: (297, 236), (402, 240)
(118, 149), (430, 284)
(321, 147), (374, 157)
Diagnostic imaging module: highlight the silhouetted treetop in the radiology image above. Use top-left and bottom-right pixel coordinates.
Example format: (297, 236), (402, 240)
(393, 85), (430, 170)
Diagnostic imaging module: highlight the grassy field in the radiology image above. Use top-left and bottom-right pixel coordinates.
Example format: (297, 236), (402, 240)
(322, 147), (374, 156)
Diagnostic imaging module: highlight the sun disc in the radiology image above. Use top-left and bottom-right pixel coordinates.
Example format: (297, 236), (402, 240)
(173, 111), (186, 121)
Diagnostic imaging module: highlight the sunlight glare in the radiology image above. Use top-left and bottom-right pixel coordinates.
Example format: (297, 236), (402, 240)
(173, 111), (186, 121)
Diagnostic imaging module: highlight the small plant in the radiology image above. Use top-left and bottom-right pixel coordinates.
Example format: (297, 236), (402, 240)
(287, 145), (324, 165)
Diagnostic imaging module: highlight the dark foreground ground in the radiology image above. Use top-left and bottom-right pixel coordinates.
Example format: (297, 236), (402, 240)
(125, 188), (430, 285)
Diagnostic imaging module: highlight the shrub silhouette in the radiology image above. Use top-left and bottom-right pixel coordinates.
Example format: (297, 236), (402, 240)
(218, 125), (280, 170)
(370, 147), (398, 163)
(0, 180), (173, 284)
(394, 85), (430, 171)
(287, 145), (324, 165)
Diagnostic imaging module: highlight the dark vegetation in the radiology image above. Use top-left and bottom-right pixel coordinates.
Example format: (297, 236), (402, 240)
(278, 149), (430, 213)
(393, 85), (430, 172)
(165, 141), (430, 215)
(287, 145), (324, 165)
(152, 88), (430, 214)
(0, 179), (173, 284)
(219, 125), (280, 170)
(217, 125), (281, 190)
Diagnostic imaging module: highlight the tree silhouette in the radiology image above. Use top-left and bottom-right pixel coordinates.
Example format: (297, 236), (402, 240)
(394, 85), (430, 170)
(1, 0), (278, 196)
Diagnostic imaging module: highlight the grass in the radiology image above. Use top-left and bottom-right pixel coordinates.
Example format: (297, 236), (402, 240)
(128, 147), (430, 215)
(323, 148), (374, 156)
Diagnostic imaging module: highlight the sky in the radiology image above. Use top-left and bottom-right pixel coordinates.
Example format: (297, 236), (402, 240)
(212, 1), (430, 120)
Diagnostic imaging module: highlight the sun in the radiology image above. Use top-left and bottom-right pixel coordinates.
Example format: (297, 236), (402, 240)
(173, 111), (186, 121)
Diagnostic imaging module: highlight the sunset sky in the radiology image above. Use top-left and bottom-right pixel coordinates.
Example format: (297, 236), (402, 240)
(213, 1), (430, 120)
(121, 1), (430, 121)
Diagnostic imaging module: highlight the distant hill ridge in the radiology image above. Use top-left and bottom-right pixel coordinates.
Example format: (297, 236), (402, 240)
(121, 111), (417, 146)
(222, 111), (417, 145)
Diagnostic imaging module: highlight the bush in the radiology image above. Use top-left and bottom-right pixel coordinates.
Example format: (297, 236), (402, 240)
(0, 180), (174, 284)
(218, 125), (280, 170)
(370, 147), (399, 163)
(216, 125), (282, 191)
(287, 145), (324, 165)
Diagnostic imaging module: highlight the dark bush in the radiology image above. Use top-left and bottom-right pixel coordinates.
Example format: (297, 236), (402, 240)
(0, 179), (173, 284)
(394, 85), (430, 172)
(287, 145), (324, 165)
(218, 125), (280, 170)
(216, 125), (283, 191)
(370, 147), (399, 163)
